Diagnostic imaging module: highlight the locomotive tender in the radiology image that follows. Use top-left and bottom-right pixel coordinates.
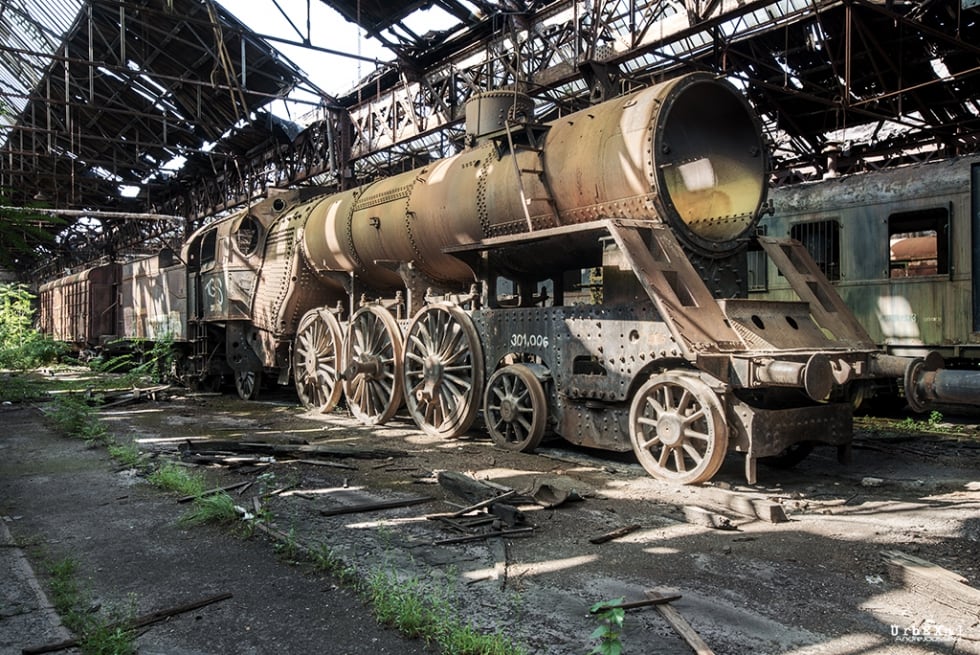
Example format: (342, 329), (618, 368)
(39, 72), (980, 484)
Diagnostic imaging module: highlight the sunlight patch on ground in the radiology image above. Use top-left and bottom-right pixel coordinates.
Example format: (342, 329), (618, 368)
(507, 554), (599, 579)
(135, 434), (218, 444)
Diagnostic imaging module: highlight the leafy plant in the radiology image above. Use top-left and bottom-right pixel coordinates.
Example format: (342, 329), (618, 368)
(589, 597), (626, 655)
(0, 283), (66, 370)
(899, 409), (950, 433)
(274, 527), (301, 562)
(46, 393), (104, 440)
(107, 440), (143, 468)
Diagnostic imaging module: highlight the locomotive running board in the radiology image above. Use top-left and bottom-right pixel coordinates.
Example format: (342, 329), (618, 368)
(444, 218), (749, 360)
(755, 236), (877, 349)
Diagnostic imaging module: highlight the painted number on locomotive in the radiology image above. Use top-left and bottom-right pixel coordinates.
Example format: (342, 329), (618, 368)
(510, 333), (550, 349)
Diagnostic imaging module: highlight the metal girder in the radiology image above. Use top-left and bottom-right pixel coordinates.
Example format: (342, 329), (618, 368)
(340, 0), (816, 164)
(337, 0), (980, 181)
(5, 0), (980, 277)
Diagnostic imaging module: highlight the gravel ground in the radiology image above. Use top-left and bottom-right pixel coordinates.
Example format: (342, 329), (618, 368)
(2, 378), (980, 655)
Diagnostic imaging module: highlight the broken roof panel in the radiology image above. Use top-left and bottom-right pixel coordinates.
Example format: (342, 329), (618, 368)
(0, 0), (310, 213)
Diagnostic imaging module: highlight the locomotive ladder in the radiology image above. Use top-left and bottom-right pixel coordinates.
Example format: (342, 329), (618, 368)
(190, 319), (209, 375)
(503, 120), (560, 231)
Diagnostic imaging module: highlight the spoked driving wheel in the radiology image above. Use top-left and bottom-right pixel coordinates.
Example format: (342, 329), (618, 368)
(343, 305), (404, 425)
(484, 364), (547, 452)
(235, 369), (262, 401)
(403, 304), (484, 437)
(293, 309), (344, 413)
(629, 372), (728, 484)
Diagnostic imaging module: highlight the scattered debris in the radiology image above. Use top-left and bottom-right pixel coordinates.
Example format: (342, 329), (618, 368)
(428, 489), (519, 519)
(98, 384), (172, 409)
(589, 524), (642, 544)
(292, 458), (358, 470)
(177, 440), (405, 461)
(319, 495), (431, 517)
(432, 527), (535, 545)
(645, 590), (715, 655)
(437, 471), (522, 505)
(430, 473), (538, 541)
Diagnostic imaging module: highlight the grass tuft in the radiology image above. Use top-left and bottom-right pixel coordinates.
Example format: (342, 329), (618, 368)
(46, 556), (137, 655)
(179, 491), (238, 526)
(367, 568), (527, 655)
(147, 461), (206, 497)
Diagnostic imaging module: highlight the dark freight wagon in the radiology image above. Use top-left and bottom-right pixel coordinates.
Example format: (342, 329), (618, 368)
(39, 263), (120, 348)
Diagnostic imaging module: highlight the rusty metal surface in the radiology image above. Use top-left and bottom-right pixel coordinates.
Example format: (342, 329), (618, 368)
(120, 251), (187, 342)
(38, 264), (120, 346)
(298, 73), (767, 291)
(726, 396), (853, 459)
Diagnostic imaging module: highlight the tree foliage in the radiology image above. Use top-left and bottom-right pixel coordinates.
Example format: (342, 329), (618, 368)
(0, 283), (65, 369)
(0, 188), (65, 271)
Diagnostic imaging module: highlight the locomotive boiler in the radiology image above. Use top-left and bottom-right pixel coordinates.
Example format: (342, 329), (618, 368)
(43, 72), (980, 484)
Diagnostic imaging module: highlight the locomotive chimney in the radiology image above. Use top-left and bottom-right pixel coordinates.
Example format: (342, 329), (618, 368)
(822, 142), (841, 179)
(464, 90), (535, 144)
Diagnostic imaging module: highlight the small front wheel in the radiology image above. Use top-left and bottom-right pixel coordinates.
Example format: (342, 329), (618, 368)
(234, 369), (262, 401)
(484, 364), (547, 452)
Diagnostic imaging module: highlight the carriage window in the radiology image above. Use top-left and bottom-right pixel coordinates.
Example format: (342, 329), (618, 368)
(791, 219), (840, 281)
(888, 207), (948, 277)
(746, 226), (768, 291)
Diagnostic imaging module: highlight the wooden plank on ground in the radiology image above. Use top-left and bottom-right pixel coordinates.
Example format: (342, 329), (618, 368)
(691, 487), (788, 523)
(681, 506), (736, 530)
(645, 591), (715, 655)
(589, 524), (641, 544)
(319, 496), (431, 517)
(882, 550), (980, 618)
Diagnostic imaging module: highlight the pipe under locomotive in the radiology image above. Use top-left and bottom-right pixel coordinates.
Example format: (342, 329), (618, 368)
(39, 72), (980, 484)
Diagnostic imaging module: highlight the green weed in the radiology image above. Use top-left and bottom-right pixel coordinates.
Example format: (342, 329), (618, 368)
(273, 527), (301, 562)
(46, 556), (137, 655)
(589, 598), (626, 655)
(179, 491), (238, 526)
(367, 568), (527, 655)
(899, 410), (950, 433)
(107, 440), (143, 469)
(147, 462), (206, 497)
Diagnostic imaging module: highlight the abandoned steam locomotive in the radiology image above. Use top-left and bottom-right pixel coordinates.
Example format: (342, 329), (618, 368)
(38, 72), (980, 484)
